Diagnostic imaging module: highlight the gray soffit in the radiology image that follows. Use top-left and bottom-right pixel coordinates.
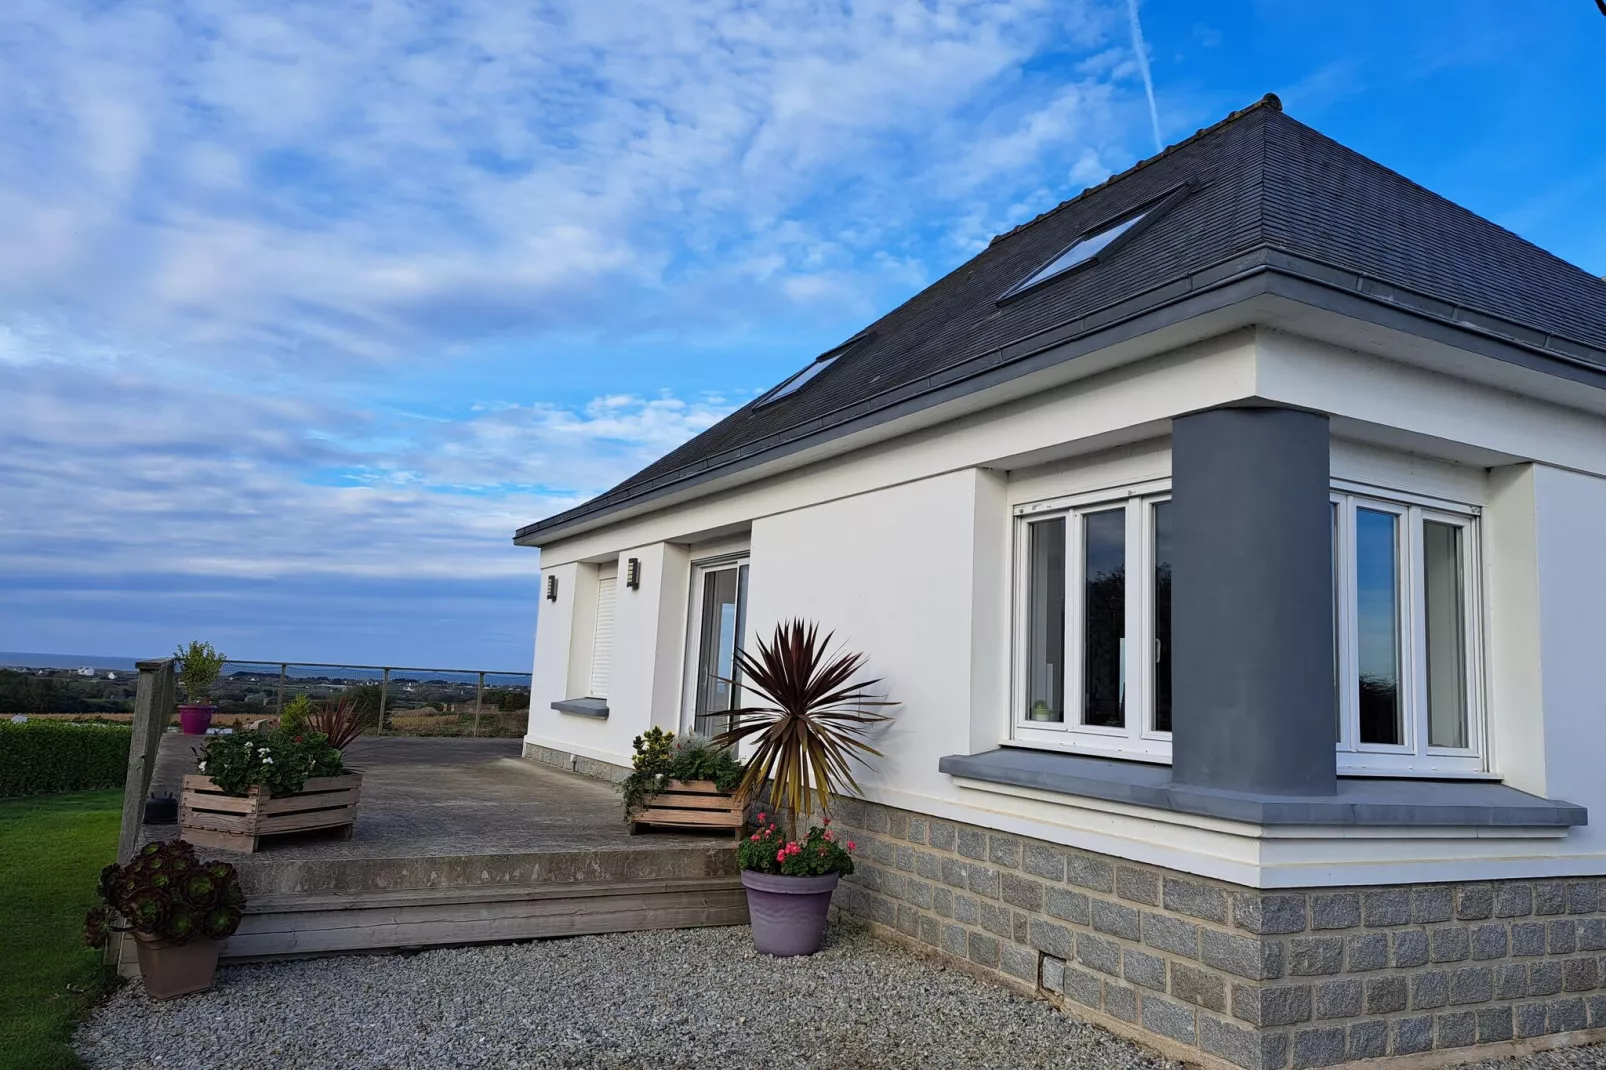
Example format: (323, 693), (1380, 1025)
(938, 749), (1587, 828)
(516, 94), (1606, 546)
(551, 698), (609, 719)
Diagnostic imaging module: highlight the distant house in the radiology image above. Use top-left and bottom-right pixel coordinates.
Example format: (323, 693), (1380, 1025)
(515, 96), (1606, 1065)
(76, 666), (95, 677)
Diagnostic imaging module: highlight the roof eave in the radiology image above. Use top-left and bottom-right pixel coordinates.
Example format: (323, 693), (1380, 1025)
(512, 261), (1280, 547)
(515, 254), (1606, 548)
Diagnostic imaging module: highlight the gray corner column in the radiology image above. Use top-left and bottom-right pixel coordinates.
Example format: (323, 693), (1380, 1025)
(1169, 406), (1336, 797)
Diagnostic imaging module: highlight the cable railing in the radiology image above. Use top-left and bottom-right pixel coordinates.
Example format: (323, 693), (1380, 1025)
(209, 660), (533, 738)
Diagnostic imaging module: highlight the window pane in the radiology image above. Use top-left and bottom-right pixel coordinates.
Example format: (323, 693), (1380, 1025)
(1025, 519), (1066, 722)
(1424, 521), (1468, 749)
(1022, 212), (1146, 288)
(1152, 501), (1173, 733)
(1355, 508), (1402, 746)
(694, 567), (743, 738)
(1083, 509), (1126, 728)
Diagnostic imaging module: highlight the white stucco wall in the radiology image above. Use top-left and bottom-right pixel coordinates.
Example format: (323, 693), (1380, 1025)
(745, 468), (1000, 809)
(521, 325), (1606, 887)
(1533, 465), (1606, 858)
(526, 543), (693, 769)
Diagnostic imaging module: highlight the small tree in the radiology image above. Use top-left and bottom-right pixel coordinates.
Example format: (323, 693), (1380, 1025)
(713, 620), (897, 839)
(174, 640), (228, 704)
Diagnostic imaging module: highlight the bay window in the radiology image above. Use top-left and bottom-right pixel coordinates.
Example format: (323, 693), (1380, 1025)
(1014, 479), (1482, 774)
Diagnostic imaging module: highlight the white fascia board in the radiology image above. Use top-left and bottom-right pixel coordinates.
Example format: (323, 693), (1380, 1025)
(1253, 319), (1606, 478)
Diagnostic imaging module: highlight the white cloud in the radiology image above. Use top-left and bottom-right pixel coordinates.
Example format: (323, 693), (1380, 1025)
(0, 0), (1144, 365)
(0, 0), (1157, 655)
(0, 360), (736, 582)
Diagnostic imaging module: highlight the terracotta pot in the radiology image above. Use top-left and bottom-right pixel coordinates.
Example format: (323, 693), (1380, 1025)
(177, 704), (216, 735)
(740, 870), (839, 956)
(132, 932), (220, 1000)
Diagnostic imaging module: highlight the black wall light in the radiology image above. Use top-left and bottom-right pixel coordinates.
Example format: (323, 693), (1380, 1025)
(545, 575), (558, 602)
(625, 557), (641, 589)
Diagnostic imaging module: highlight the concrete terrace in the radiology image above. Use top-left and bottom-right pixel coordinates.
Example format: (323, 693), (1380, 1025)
(133, 734), (745, 962)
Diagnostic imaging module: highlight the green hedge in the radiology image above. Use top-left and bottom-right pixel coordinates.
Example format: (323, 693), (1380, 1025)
(0, 721), (132, 798)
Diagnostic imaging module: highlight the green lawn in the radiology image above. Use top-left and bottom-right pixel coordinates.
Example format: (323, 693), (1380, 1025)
(0, 790), (122, 1070)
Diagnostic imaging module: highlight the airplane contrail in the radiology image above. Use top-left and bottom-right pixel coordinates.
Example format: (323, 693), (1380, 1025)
(1127, 0), (1163, 152)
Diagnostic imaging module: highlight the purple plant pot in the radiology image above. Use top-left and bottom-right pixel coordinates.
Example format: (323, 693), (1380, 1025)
(177, 704), (215, 735)
(741, 870), (839, 957)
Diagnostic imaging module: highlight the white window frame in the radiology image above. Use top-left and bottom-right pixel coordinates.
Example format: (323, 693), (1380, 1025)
(1332, 481), (1486, 775)
(1011, 479), (1173, 762)
(1009, 477), (1486, 775)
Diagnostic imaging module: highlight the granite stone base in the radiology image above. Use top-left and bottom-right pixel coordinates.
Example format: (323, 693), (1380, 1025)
(521, 741), (629, 783)
(828, 797), (1606, 1070)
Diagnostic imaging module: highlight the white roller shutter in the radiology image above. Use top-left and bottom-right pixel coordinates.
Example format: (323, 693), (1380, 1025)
(588, 577), (616, 698)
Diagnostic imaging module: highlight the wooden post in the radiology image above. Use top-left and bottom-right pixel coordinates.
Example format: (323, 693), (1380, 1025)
(377, 668), (390, 734)
(275, 663), (287, 716)
(117, 658), (175, 863)
(474, 672), (485, 738)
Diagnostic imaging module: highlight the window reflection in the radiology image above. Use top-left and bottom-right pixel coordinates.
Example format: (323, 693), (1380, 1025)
(1026, 519), (1066, 722)
(1355, 508), (1402, 746)
(1083, 509), (1126, 728)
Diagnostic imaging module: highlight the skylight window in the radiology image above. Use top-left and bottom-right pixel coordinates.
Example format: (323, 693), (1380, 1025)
(753, 333), (872, 408)
(998, 184), (1196, 304)
(1003, 212), (1149, 301)
(758, 355), (837, 406)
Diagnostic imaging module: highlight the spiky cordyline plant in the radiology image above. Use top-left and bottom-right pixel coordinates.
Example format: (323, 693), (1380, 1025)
(310, 696), (365, 751)
(713, 620), (896, 838)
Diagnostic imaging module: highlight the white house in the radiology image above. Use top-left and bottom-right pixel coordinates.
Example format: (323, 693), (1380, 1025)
(515, 96), (1606, 1069)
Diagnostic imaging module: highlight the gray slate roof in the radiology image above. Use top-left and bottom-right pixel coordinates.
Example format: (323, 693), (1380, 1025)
(517, 94), (1606, 544)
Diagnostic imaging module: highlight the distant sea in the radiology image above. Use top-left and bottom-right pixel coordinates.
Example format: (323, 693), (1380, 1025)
(0, 651), (142, 672)
(0, 651), (529, 686)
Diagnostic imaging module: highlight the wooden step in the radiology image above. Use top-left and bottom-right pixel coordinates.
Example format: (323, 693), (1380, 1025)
(219, 874), (749, 960)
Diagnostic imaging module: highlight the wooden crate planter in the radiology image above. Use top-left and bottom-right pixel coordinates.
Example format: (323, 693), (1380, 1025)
(631, 780), (747, 840)
(180, 773), (362, 853)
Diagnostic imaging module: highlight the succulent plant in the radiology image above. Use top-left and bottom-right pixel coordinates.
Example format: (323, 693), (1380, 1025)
(84, 840), (246, 948)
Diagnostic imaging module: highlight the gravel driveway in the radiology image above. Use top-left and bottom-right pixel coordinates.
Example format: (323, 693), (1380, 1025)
(75, 922), (1606, 1070)
(78, 923), (1177, 1070)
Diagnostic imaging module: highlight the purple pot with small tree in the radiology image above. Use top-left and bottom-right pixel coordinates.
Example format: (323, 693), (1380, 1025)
(174, 640), (227, 735)
(714, 619), (897, 957)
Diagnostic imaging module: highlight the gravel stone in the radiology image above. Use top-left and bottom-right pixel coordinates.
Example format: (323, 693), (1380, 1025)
(77, 923), (1193, 1070)
(74, 917), (1606, 1070)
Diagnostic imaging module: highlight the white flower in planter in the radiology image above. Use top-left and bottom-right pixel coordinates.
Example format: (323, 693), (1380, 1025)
(262, 757), (274, 765)
(198, 761), (207, 773)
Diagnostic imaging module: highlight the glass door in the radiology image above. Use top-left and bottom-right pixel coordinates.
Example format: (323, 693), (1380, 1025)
(685, 559), (748, 738)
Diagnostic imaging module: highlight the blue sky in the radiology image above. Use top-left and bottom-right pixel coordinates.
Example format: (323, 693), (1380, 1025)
(0, 0), (1601, 669)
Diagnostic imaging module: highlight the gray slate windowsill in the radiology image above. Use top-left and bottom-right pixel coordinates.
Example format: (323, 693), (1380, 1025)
(551, 698), (609, 719)
(938, 748), (1587, 828)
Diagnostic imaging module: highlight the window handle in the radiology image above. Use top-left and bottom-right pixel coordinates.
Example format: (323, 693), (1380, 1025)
(1155, 639), (1163, 665)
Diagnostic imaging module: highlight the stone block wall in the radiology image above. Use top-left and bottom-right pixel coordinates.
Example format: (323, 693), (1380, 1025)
(523, 741), (629, 783)
(828, 798), (1606, 1070)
